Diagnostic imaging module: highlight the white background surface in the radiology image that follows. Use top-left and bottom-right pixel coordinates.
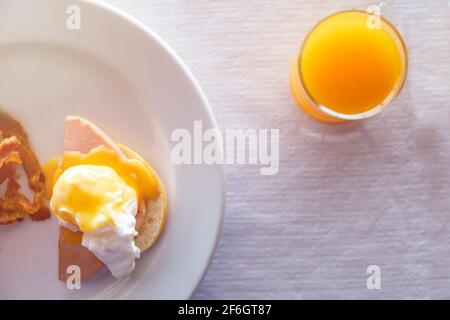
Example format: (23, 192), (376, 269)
(104, 0), (450, 299)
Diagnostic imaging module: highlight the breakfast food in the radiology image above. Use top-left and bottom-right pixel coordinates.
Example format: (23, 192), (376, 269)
(0, 111), (49, 224)
(44, 116), (167, 281)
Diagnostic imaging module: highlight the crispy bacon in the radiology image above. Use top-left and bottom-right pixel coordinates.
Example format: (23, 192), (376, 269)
(0, 111), (49, 224)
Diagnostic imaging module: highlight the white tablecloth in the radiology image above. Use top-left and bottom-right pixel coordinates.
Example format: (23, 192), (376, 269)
(105, 0), (450, 299)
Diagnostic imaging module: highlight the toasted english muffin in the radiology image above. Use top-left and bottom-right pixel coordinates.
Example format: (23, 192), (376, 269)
(118, 144), (167, 252)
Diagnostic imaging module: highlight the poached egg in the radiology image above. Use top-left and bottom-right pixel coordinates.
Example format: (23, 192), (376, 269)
(50, 164), (140, 278)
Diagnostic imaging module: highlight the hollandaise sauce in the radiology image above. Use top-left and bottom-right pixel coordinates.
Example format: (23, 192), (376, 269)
(50, 165), (137, 231)
(43, 146), (158, 232)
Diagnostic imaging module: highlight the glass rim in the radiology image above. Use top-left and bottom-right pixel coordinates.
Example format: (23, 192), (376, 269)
(297, 9), (408, 121)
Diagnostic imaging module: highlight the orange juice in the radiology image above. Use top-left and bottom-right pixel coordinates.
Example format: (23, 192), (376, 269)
(291, 10), (407, 122)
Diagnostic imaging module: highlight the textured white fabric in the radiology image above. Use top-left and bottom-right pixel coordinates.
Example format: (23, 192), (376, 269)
(105, 0), (450, 299)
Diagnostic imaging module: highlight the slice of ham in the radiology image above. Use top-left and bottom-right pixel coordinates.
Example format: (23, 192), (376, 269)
(58, 227), (104, 281)
(63, 116), (126, 158)
(58, 116), (145, 281)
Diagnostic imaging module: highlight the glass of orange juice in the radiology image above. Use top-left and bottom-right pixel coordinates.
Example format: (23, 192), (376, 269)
(290, 10), (408, 123)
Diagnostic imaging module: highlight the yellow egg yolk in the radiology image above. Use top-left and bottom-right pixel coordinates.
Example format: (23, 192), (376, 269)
(50, 165), (137, 232)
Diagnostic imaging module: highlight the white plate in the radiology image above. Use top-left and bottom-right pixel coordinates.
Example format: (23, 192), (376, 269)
(0, 0), (225, 299)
